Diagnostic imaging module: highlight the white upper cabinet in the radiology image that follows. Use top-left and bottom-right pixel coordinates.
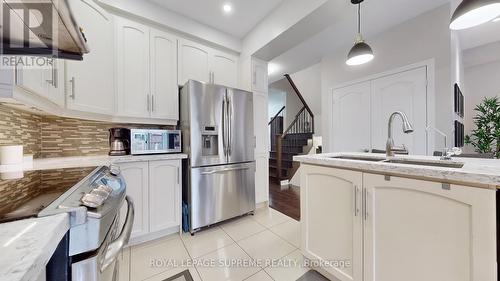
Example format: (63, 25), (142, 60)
(115, 17), (151, 118)
(178, 38), (210, 85)
(251, 58), (268, 93)
(150, 28), (178, 120)
(178, 38), (239, 88)
(15, 57), (65, 107)
(211, 50), (238, 88)
(66, 0), (115, 115)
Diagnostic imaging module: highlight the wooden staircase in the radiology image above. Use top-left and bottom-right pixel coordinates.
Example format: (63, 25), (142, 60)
(269, 74), (314, 183)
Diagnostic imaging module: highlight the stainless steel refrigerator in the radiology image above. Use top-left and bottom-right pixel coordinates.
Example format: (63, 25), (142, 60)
(180, 80), (255, 233)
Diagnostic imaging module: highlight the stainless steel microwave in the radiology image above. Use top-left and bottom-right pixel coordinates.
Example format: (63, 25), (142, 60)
(130, 129), (181, 155)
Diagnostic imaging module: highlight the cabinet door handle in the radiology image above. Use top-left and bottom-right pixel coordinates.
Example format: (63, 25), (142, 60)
(253, 70), (257, 85)
(46, 60), (55, 86)
(53, 66), (58, 88)
(69, 77), (76, 99)
(353, 185), (359, 216)
(363, 188), (368, 221)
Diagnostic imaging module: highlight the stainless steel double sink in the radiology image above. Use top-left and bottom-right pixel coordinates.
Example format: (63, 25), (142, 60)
(331, 155), (465, 168)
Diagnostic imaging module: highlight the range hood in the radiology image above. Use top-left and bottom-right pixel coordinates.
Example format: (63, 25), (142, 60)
(1, 0), (90, 60)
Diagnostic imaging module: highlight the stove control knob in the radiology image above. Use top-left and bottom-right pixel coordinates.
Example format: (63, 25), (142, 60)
(109, 165), (121, 176)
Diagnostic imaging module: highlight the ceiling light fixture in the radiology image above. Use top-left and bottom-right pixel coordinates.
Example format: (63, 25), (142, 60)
(494, 17), (500, 22)
(450, 0), (500, 30)
(223, 3), (233, 14)
(346, 0), (374, 66)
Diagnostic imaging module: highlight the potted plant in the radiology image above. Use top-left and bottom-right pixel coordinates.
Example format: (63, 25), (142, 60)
(465, 96), (500, 159)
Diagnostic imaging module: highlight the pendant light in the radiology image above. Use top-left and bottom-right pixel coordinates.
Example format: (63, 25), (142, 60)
(346, 0), (374, 66)
(450, 0), (500, 30)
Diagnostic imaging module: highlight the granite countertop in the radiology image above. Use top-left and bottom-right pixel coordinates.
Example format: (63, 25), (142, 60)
(0, 214), (69, 281)
(30, 153), (188, 171)
(294, 152), (500, 188)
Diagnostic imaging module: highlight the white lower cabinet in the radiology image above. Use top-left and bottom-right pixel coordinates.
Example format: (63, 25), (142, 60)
(119, 159), (181, 244)
(149, 160), (181, 232)
(300, 165), (363, 281)
(300, 165), (497, 281)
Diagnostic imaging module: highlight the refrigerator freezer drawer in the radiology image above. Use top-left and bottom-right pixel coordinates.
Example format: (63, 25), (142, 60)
(189, 162), (256, 231)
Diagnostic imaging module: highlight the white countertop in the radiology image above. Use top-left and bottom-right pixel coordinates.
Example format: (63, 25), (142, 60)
(30, 153), (188, 171)
(294, 153), (500, 188)
(0, 214), (69, 281)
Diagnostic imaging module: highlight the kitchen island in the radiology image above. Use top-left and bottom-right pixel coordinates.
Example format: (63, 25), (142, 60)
(294, 152), (500, 281)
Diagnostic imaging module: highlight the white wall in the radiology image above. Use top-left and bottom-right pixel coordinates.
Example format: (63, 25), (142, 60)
(269, 78), (302, 128)
(463, 45), (500, 153)
(268, 89), (286, 119)
(290, 63), (322, 135)
(321, 4), (452, 153)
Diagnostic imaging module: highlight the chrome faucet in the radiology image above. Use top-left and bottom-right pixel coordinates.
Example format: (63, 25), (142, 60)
(386, 111), (414, 157)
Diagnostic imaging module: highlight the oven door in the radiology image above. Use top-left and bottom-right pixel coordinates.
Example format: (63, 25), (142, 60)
(72, 196), (134, 281)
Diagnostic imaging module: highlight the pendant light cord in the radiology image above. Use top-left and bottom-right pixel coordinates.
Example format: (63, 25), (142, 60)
(358, 3), (361, 34)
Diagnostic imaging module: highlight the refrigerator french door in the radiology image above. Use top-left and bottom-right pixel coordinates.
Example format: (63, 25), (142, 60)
(181, 80), (255, 233)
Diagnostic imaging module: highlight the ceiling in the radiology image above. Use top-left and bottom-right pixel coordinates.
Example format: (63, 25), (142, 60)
(458, 19), (500, 50)
(265, 0), (450, 82)
(148, 0), (285, 38)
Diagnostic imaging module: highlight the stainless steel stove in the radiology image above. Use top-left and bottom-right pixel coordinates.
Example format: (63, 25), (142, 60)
(0, 165), (134, 281)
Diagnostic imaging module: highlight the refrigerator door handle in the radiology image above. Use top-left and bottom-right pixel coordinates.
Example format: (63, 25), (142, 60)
(200, 166), (250, 175)
(221, 97), (227, 157)
(227, 94), (232, 156)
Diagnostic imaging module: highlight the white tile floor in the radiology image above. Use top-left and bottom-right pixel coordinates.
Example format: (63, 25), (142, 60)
(119, 207), (310, 281)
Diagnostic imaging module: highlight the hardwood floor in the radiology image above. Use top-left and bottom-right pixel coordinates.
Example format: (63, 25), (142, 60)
(269, 180), (301, 221)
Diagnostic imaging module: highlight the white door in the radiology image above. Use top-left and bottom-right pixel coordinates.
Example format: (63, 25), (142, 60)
(371, 67), (427, 154)
(66, 0), (115, 115)
(115, 17), (150, 118)
(211, 50), (238, 88)
(301, 165), (363, 281)
(148, 160), (181, 232)
(119, 161), (149, 239)
(252, 58), (268, 93)
(363, 174), (496, 281)
(178, 39), (210, 85)
(149, 28), (178, 120)
(332, 81), (371, 152)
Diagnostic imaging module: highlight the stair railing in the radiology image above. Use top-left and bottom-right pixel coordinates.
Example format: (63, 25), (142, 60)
(268, 74), (315, 182)
(269, 106), (286, 150)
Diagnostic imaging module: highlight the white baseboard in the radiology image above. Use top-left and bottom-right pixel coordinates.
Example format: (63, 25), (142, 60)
(126, 225), (180, 247)
(256, 201), (269, 210)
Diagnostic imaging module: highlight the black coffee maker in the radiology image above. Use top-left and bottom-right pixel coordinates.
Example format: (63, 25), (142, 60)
(109, 128), (130, 156)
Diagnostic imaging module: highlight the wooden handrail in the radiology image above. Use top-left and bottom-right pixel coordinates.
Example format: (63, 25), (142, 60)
(268, 106), (286, 125)
(284, 74), (314, 118)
